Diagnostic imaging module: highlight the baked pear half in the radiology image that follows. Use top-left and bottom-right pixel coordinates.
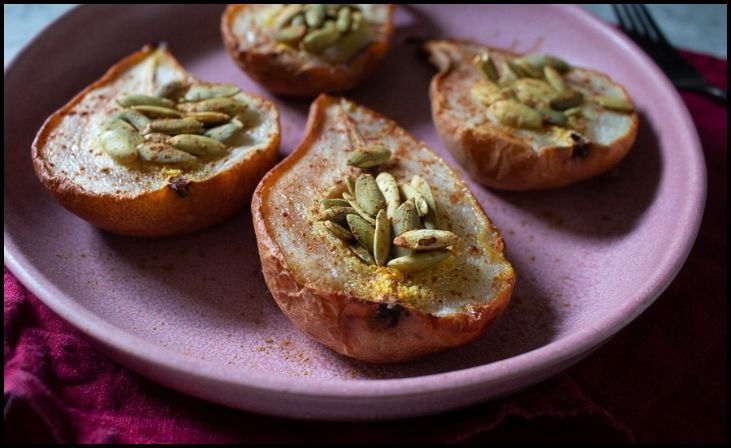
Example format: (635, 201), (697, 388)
(221, 4), (394, 97)
(252, 95), (515, 363)
(32, 45), (280, 236)
(425, 39), (639, 190)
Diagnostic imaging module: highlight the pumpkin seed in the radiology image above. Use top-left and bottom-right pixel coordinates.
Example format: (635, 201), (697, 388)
(345, 176), (355, 198)
(99, 122), (140, 163)
(155, 80), (190, 100)
(346, 144), (391, 168)
(471, 81), (515, 106)
(411, 175), (439, 228)
(137, 142), (197, 164)
(177, 97), (247, 115)
(273, 4), (303, 29)
(323, 220), (354, 241)
(348, 244), (375, 265)
(302, 25), (340, 53)
(375, 172), (400, 219)
(517, 54), (572, 73)
(543, 66), (566, 93)
(489, 100), (542, 129)
(391, 200), (421, 257)
(592, 95), (634, 112)
(325, 13), (370, 63)
(143, 118), (203, 135)
(512, 59), (543, 79)
(373, 210), (391, 266)
(131, 105), (183, 118)
(355, 174), (386, 216)
(204, 118), (245, 143)
(507, 60), (529, 78)
(319, 198), (350, 213)
(539, 109), (568, 126)
(275, 24), (307, 42)
(346, 199), (376, 225)
(112, 109), (151, 131)
(184, 111), (231, 124)
(305, 4), (326, 28)
(473, 53), (499, 82)
(322, 206), (357, 225)
(291, 14), (305, 27)
(335, 6), (351, 32)
(347, 214), (375, 254)
(168, 134), (227, 156)
(550, 90), (584, 111)
(513, 78), (556, 108)
(400, 183), (428, 217)
(183, 84), (240, 102)
(393, 229), (458, 251)
(498, 61), (519, 85)
(387, 250), (452, 273)
(117, 94), (175, 109)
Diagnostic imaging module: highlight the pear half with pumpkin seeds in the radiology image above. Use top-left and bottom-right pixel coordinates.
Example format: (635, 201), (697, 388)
(425, 39), (638, 190)
(32, 44), (280, 236)
(221, 4), (394, 97)
(252, 95), (515, 363)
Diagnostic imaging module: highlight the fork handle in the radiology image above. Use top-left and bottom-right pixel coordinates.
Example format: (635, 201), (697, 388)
(677, 83), (727, 105)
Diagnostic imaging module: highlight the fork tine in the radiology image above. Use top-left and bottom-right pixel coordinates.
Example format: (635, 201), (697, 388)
(635, 4), (671, 46)
(624, 4), (649, 39)
(612, 4), (631, 34)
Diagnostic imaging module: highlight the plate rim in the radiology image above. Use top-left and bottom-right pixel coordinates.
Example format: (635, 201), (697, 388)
(3, 3), (707, 404)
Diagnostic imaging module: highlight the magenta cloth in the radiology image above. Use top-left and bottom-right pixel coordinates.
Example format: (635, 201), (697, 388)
(4, 50), (726, 444)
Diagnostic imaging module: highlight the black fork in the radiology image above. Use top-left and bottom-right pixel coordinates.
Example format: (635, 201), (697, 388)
(613, 4), (726, 104)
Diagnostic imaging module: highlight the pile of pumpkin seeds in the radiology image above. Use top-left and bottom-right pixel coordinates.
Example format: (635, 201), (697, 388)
(319, 144), (459, 273)
(471, 52), (634, 131)
(271, 4), (371, 62)
(99, 80), (247, 164)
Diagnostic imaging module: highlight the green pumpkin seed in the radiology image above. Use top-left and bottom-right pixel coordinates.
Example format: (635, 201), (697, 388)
(322, 206), (357, 225)
(543, 66), (566, 93)
(550, 89), (584, 111)
(155, 80), (190, 100)
(273, 4), (303, 29)
(387, 250), (452, 273)
(592, 95), (634, 112)
(325, 14), (370, 64)
(204, 118), (245, 143)
(99, 122), (140, 163)
(143, 118), (203, 135)
(498, 61), (519, 85)
(302, 25), (340, 53)
(350, 9), (364, 32)
(275, 24), (307, 42)
(473, 53), (499, 82)
(319, 198), (350, 213)
(143, 132), (170, 143)
(305, 4), (326, 28)
(168, 134), (227, 156)
(183, 84), (240, 102)
(346, 214), (375, 254)
(131, 105), (183, 118)
(517, 54), (572, 73)
(184, 111), (231, 125)
(411, 175), (439, 229)
(538, 109), (568, 126)
(512, 59), (543, 79)
(177, 97), (247, 115)
(400, 183), (428, 217)
(137, 142), (197, 164)
(391, 200), (421, 257)
(323, 220), (354, 241)
(489, 100), (543, 129)
(355, 173), (386, 216)
(112, 109), (151, 131)
(375, 172), (400, 219)
(393, 229), (458, 251)
(348, 244), (375, 265)
(117, 94), (175, 109)
(507, 60), (529, 78)
(335, 6), (351, 32)
(346, 144), (391, 168)
(513, 78), (556, 108)
(346, 199), (376, 225)
(373, 210), (391, 266)
(344, 176), (356, 196)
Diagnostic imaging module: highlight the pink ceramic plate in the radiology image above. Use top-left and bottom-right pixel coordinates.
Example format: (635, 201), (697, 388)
(4, 5), (705, 420)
